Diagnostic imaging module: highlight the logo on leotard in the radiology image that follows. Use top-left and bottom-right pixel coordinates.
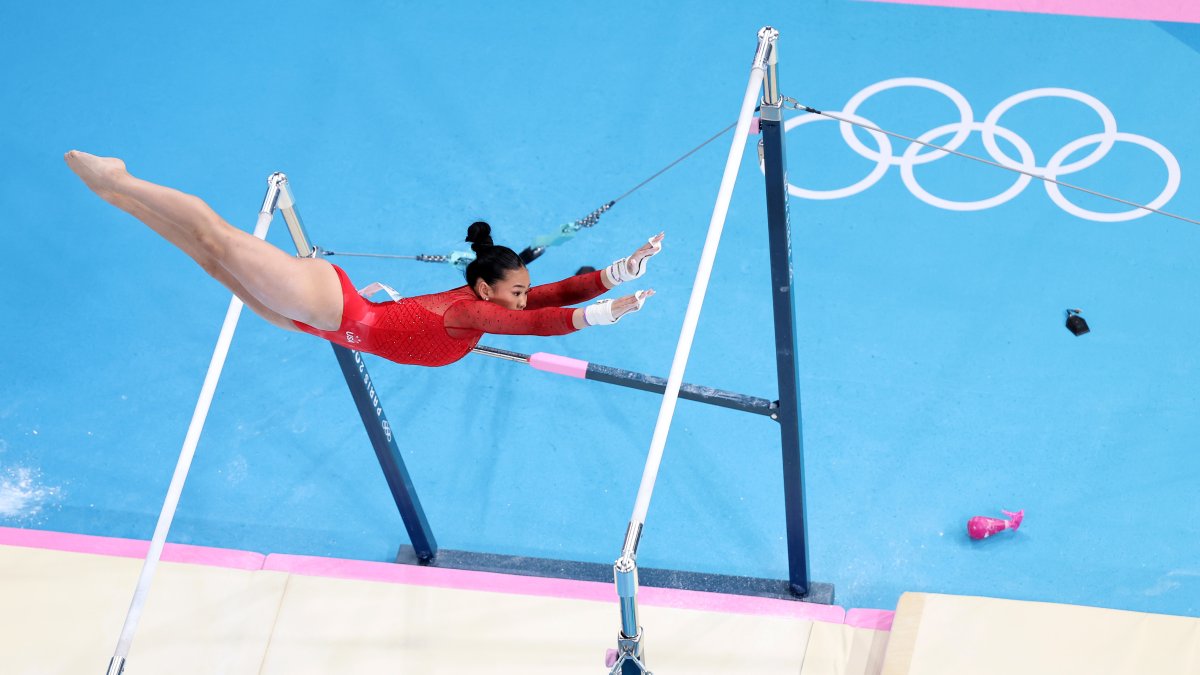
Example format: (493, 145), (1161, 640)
(345, 331), (362, 345)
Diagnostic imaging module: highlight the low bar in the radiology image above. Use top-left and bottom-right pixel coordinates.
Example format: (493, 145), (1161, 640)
(471, 345), (779, 418)
(588, 363), (776, 417)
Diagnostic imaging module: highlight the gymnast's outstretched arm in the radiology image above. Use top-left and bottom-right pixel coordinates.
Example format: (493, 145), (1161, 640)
(525, 232), (664, 310)
(447, 288), (654, 334)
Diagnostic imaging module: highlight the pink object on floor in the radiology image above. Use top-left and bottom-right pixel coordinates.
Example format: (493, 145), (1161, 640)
(968, 509), (1024, 540)
(860, 0), (1200, 24)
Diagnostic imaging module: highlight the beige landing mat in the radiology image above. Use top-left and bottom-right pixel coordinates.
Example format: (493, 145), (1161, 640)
(0, 544), (288, 675)
(0, 543), (891, 674)
(881, 592), (1200, 675)
(260, 571), (818, 674)
(800, 621), (890, 675)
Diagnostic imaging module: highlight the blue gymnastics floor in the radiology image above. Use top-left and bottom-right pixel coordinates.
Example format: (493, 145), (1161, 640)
(2, 1), (1199, 618)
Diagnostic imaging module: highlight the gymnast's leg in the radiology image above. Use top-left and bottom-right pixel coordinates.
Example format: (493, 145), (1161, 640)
(65, 150), (343, 331)
(116, 196), (298, 331)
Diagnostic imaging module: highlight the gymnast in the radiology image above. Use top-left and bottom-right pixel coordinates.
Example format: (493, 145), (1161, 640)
(65, 150), (660, 367)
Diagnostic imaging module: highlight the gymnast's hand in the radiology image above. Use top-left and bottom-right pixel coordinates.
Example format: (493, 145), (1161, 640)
(611, 289), (654, 321)
(583, 290), (655, 326)
(606, 232), (664, 286)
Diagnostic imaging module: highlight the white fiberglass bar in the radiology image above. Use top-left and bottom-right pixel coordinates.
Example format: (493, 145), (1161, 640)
(627, 64), (767, 529)
(106, 211), (273, 675)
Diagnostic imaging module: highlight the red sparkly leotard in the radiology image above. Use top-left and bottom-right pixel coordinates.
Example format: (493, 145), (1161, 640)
(293, 264), (608, 367)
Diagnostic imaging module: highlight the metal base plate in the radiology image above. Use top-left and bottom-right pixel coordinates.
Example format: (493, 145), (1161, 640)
(396, 546), (835, 604)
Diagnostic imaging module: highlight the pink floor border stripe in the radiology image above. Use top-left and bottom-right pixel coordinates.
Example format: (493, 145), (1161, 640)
(861, 0), (1200, 24)
(0, 526), (896, 627)
(0, 525), (264, 570)
(846, 608), (896, 631)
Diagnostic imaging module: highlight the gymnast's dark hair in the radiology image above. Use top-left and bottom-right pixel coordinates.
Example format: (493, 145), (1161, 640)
(464, 221), (524, 289)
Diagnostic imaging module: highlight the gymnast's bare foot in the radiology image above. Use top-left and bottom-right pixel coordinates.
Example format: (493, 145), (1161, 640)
(64, 150), (127, 199)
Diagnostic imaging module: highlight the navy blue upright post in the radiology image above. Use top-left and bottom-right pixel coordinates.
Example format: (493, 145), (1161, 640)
(756, 29), (813, 598)
(331, 345), (437, 561)
(263, 172), (438, 563)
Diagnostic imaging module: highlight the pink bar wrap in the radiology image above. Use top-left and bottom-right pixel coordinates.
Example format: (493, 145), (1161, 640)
(528, 352), (589, 379)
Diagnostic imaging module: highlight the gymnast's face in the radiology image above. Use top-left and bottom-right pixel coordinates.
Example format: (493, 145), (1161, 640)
(476, 266), (530, 310)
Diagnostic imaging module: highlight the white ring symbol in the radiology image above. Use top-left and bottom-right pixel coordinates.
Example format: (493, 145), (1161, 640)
(766, 79), (1181, 222)
(981, 88), (1116, 173)
(1044, 132), (1180, 222)
(841, 77), (974, 165)
(782, 111), (891, 200)
(901, 122), (1035, 211)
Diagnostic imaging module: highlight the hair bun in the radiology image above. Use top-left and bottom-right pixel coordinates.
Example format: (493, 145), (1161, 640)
(465, 221), (494, 254)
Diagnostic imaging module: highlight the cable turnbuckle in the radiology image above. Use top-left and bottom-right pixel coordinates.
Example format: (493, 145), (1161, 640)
(780, 96), (819, 114)
(569, 201), (615, 232)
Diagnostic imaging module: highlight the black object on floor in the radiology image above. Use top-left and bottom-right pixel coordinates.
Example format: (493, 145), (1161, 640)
(1066, 309), (1090, 336)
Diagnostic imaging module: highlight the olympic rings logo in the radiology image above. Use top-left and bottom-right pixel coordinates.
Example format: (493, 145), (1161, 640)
(770, 77), (1180, 222)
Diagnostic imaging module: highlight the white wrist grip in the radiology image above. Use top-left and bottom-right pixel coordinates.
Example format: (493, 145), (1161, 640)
(584, 300), (616, 326)
(607, 236), (663, 285)
(585, 291), (649, 326)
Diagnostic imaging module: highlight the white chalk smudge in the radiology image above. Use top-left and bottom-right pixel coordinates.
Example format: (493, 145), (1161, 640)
(1144, 569), (1200, 597)
(1145, 578), (1181, 596)
(224, 455), (249, 485)
(0, 466), (62, 520)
